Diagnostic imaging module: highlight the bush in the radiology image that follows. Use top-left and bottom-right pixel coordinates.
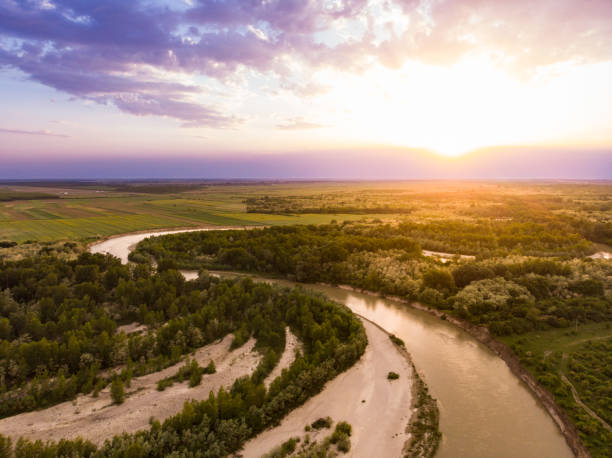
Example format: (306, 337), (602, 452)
(157, 379), (173, 391)
(110, 377), (125, 404)
(335, 421), (352, 436)
(311, 416), (333, 430)
(387, 371), (400, 380)
(189, 368), (202, 387)
(389, 334), (405, 348)
(336, 435), (351, 453)
(205, 360), (216, 374)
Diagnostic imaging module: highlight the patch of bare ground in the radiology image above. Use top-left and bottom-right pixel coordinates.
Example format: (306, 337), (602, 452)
(0, 335), (261, 445)
(239, 319), (413, 458)
(264, 327), (302, 389)
(116, 322), (147, 335)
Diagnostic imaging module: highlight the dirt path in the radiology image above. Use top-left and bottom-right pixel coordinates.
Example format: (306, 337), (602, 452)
(264, 327), (302, 388)
(565, 334), (612, 347)
(560, 373), (612, 433)
(240, 319), (413, 458)
(0, 335), (261, 445)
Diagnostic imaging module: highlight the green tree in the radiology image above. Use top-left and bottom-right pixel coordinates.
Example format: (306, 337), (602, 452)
(110, 377), (125, 404)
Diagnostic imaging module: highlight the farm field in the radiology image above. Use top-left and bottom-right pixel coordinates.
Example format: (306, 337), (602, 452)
(0, 183), (371, 243)
(1, 180), (610, 248)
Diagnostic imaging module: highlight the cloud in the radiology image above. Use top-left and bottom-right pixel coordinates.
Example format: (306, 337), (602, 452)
(378, 0), (612, 75)
(0, 127), (70, 138)
(0, 0), (611, 125)
(276, 118), (327, 130)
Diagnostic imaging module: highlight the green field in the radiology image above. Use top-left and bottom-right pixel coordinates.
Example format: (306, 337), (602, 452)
(1, 180), (610, 246)
(0, 184), (370, 243)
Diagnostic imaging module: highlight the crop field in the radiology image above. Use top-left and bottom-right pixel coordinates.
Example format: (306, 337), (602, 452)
(0, 183), (370, 243)
(0, 181), (610, 248)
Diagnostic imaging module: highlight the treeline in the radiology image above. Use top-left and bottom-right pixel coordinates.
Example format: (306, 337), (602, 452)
(111, 183), (206, 194)
(244, 186), (611, 251)
(0, 191), (57, 202)
(131, 225), (611, 338)
(395, 220), (592, 257)
(245, 195), (415, 214)
(136, 219), (592, 262)
(131, 223), (422, 281)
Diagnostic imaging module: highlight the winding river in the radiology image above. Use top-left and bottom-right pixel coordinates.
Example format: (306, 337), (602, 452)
(91, 230), (574, 458)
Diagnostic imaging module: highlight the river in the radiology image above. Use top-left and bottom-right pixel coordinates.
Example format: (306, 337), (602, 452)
(90, 230), (574, 458)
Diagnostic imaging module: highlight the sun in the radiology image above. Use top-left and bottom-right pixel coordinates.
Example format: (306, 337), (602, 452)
(421, 137), (483, 158)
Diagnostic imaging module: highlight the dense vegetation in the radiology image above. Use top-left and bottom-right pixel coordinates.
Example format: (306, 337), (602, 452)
(132, 223), (611, 455)
(504, 324), (612, 456)
(245, 183), (612, 252)
(568, 340), (612, 426)
(132, 224), (611, 336)
(0, 191), (56, 202)
(0, 251), (367, 457)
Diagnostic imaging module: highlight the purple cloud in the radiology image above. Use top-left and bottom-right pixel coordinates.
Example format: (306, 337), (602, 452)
(1, 0), (611, 126)
(0, 127), (69, 138)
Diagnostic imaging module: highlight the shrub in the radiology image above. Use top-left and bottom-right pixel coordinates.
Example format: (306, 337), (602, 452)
(387, 371), (400, 380)
(336, 435), (351, 453)
(335, 421), (352, 436)
(189, 368), (202, 387)
(110, 377), (125, 404)
(205, 360), (216, 374)
(389, 334), (405, 348)
(311, 416), (333, 430)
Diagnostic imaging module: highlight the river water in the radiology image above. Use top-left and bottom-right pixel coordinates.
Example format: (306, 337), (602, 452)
(90, 230), (574, 458)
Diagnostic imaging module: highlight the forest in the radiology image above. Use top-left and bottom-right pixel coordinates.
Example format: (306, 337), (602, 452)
(245, 183), (612, 248)
(131, 223), (612, 455)
(0, 251), (366, 456)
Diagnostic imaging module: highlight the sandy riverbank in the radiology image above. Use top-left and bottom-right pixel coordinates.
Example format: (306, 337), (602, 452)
(89, 225), (259, 263)
(241, 319), (414, 458)
(0, 334), (260, 445)
(264, 327), (302, 389)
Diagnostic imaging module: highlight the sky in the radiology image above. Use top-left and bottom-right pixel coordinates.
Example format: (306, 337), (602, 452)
(0, 0), (611, 179)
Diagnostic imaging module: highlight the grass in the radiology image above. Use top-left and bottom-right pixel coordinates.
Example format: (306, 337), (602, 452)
(501, 322), (612, 355)
(2, 180), (610, 246)
(501, 322), (612, 456)
(0, 183), (380, 243)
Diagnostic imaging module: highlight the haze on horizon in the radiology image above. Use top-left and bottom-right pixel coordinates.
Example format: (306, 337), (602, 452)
(1, 0), (611, 178)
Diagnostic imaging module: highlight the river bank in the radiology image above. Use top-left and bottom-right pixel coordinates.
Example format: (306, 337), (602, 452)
(330, 284), (589, 458)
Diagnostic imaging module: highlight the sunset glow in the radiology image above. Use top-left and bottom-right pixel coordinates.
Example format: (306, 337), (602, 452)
(1, 0), (611, 177)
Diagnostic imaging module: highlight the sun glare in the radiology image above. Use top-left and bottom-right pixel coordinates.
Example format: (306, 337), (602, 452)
(314, 56), (612, 158)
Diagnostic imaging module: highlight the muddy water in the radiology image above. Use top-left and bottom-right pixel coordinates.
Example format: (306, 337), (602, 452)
(90, 232), (574, 458)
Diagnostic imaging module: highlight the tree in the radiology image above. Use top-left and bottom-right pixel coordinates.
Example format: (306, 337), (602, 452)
(111, 377), (125, 404)
(423, 269), (456, 294)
